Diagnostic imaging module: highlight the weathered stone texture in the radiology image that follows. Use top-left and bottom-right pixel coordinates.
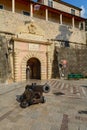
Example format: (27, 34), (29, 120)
(0, 10), (86, 44)
(0, 35), (11, 82)
(58, 48), (87, 76)
(0, 10), (86, 82)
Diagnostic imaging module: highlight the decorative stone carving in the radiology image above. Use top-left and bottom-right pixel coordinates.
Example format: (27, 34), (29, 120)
(28, 23), (36, 34)
(17, 20), (45, 36)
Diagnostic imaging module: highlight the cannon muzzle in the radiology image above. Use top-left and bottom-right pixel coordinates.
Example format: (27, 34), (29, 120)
(42, 84), (50, 93)
(25, 83), (50, 93)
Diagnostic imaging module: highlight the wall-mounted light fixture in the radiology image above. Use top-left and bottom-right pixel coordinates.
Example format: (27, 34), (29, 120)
(8, 47), (13, 54)
(5, 46), (13, 59)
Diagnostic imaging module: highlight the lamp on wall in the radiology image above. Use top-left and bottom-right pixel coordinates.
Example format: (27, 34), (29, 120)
(5, 45), (13, 59)
(8, 47), (13, 54)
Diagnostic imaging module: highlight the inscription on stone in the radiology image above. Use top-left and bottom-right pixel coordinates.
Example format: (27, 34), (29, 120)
(29, 44), (39, 51)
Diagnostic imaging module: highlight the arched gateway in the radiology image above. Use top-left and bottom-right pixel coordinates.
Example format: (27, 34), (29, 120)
(12, 20), (52, 82)
(21, 52), (47, 81)
(26, 57), (41, 79)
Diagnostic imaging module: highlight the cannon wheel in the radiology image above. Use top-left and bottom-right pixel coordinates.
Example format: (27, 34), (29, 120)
(41, 96), (46, 103)
(20, 101), (29, 108)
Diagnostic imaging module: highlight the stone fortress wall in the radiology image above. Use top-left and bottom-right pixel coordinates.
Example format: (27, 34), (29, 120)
(0, 9), (87, 82)
(0, 10), (86, 44)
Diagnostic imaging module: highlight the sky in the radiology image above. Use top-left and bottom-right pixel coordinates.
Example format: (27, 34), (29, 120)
(63, 0), (87, 18)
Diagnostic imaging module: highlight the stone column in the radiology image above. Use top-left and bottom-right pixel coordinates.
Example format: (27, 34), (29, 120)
(79, 22), (81, 29)
(60, 14), (62, 25)
(30, 3), (33, 18)
(12, 0), (15, 13)
(46, 8), (48, 21)
(14, 51), (20, 82)
(72, 17), (75, 28)
(46, 51), (52, 79)
(83, 21), (85, 30)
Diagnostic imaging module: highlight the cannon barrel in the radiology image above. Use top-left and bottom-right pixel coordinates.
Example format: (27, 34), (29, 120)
(18, 83), (50, 108)
(25, 83), (50, 93)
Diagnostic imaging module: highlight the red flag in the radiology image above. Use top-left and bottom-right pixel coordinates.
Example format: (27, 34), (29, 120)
(34, 4), (40, 11)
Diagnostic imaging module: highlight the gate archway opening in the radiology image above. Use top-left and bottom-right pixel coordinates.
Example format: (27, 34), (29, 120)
(26, 57), (41, 80)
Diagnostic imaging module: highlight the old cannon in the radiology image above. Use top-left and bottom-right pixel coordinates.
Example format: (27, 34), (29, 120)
(17, 83), (50, 108)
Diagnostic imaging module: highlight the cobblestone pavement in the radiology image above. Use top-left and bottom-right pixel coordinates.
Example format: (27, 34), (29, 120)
(0, 79), (87, 130)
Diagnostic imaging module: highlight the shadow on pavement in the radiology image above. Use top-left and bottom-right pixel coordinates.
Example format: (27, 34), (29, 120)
(81, 85), (87, 88)
(78, 110), (87, 114)
(53, 92), (65, 96)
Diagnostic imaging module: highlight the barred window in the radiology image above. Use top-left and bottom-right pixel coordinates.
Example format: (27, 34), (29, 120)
(48, 0), (53, 7)
(71, 9), (75, 15)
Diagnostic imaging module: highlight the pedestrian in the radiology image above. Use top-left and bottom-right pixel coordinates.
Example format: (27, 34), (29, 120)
(26, 65), (31, 80)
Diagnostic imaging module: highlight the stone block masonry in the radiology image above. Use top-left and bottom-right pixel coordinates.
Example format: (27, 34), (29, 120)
(0, 35), (11, 82)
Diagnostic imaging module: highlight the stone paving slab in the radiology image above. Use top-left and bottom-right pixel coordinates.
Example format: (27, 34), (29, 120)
(0, 79), (87, 130)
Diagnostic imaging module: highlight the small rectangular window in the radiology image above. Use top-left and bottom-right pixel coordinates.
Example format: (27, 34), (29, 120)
(71, 9), (75, 15)
(23, 11), (30, 16)
(61, 41), (70, 47)
(48, 0), (53, 7)
(37, 0), (44, 4)
(0, 5), (3, 9)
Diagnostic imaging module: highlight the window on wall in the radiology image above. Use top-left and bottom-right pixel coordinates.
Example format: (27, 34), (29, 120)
(71, 9), (75, 15)
(0, 5), (4, 9)
(37, 0), (44, 4)
(61, 41), (70, 47)
(23, 11), (30, 16)
(48, 0), (53, 7)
